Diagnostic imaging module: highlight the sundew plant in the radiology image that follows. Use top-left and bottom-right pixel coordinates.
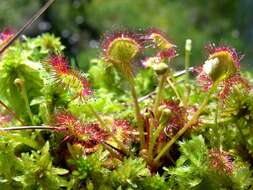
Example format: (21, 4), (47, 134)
(1, 1), (253, 190)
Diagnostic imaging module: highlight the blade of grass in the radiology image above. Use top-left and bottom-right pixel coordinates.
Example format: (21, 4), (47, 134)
(0, 0), (56, 55)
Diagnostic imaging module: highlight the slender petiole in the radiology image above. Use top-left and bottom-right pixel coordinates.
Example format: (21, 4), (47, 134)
(154, 83), (218, 162)
(128, 76), (145, 149)
(153, 70), (168, 117)
(148, 123), (166, 160)
(214, 99), (221, 148)
(167, 77), (182, 102)
(15, 78), (35, 125)
(138, 67), (194, 103)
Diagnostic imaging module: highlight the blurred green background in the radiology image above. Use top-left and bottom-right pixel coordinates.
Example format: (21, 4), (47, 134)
(1, 0), (253, 70)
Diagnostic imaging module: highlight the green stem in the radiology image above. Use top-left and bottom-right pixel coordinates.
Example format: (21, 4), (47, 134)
(154, 84), (217, 162)
(214, 100), (220, 148)
(184, 45), (190, 84)
(15, 78), (35, 125)
(167, 77), (182, 102)
(22, 90), (34, 125)
(183, 40), (191, 106)
(128, 76), (145, 149)
(148, 122), (166, 161)
(153, 71), (168, 116)
(87, 104), (128, 154)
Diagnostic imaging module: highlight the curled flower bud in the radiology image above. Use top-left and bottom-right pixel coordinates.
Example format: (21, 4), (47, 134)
(102, 31), (142, 64)
(185, 39), (192, 52)
(209, 148), (233, 175)
(146, 28), (175, 50)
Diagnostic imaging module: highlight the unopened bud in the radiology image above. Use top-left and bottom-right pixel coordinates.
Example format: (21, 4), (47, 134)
(159, 108), (172, 125)
(185, 39), (192, 52)
(153, 62), (168, 75)
(68, 143), (84, 158)
(139, 148), (148, 159)
(14, 78), (24, 87)
(102, 32), (141, 64)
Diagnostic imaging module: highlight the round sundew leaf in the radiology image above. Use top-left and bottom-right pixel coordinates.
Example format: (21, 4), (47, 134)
(108, 38), (140, 64)
(204, 51), (237, 83)
(151, 33), (175, 50)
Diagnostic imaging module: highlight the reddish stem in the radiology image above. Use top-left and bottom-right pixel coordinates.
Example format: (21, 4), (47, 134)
(0, 126), (57, 131)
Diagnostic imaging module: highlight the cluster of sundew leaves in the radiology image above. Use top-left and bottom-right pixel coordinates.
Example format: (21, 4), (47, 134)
(75, 29), (253, 188)
(0, 28), (253, 190)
